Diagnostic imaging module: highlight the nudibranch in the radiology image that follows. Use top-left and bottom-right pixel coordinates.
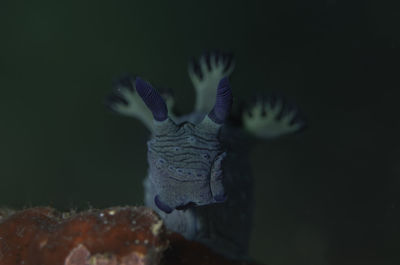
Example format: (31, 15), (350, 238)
(106, 51), (305, 259)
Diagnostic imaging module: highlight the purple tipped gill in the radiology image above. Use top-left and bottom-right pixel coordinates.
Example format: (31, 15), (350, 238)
(208, 77), (232, 124)
(135, 77), (168, 121)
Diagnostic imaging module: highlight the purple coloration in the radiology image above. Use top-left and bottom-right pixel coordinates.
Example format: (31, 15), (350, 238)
(154, 195), (173, 214)
(107, 50), (306, 260)
(208, 77), (232, 124)
(214, 193), (228, 202)
(135, 77), (168, 121)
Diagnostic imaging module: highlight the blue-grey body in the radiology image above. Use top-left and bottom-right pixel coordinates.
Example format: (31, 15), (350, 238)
(107, 51), (305, 259)
(144, 115), (254, 258)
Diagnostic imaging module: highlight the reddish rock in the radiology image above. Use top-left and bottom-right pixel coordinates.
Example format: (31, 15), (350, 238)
(0, 207), (261, 265)
(0, 207), (58, 264)
(0, 207), (168, 265)
(164, 232), (261, 265)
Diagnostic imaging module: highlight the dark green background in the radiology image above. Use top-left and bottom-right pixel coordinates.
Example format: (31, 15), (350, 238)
(0, 0), (398, 264)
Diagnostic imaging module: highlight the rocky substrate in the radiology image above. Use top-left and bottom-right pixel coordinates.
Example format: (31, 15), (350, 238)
(0, 207), (261, 265)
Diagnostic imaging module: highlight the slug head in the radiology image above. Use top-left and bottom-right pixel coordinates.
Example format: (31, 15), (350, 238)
(135, 77), (232, 213)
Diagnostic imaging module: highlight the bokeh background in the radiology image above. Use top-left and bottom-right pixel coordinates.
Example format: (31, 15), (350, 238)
(0, 0), (399, 264)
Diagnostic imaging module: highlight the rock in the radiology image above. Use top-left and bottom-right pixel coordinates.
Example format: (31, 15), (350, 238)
(0, 206), (262, 265)
(163, 232), (262, 265)
(0, 207), (168, 265)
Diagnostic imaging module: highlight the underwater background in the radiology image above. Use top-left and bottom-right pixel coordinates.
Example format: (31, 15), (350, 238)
(0, 0), (398, 264)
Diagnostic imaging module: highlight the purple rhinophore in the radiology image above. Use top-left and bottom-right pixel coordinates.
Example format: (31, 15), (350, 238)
(208, 77), (232, 124)
(107, 50), (306, 260)
(135, 77), (168, 121)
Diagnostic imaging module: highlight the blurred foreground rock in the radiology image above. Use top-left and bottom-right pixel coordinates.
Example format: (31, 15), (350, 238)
(0, 206), (261, 265)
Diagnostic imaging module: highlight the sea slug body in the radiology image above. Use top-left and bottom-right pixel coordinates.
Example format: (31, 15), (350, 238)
(107, 50), (306, 259)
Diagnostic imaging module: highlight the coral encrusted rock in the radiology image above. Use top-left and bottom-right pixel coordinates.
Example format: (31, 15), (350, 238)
(0, 206), (261, 265)
(0, 206), (168, 265)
